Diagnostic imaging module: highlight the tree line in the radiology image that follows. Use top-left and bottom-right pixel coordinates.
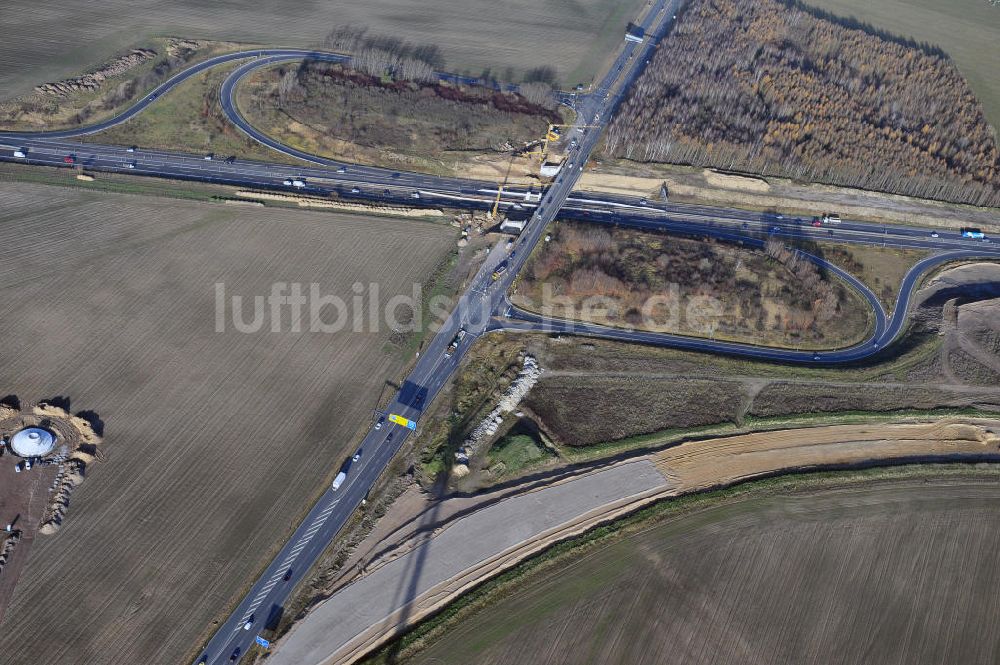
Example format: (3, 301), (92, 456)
(604, 0), (1000, 208)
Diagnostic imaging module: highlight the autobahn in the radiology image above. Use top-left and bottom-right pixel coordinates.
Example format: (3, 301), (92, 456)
(1, 0), (998, 660)
(194, 1), (681, 661)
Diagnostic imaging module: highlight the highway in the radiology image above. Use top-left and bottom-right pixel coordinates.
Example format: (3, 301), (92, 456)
(1, 0), (998, 661)
(191, 1), (682, 661)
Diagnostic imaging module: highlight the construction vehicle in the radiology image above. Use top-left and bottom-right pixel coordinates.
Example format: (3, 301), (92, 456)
(445, 328), (467, 358)
(491, 261), (509, 281)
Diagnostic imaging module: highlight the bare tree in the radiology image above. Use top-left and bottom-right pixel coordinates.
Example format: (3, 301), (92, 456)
(277, 69), (305, 106)
(519, 82), (556, 110)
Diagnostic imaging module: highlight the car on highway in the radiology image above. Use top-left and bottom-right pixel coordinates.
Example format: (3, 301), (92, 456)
(930, 232), (940, 238)
(770, 226), (781, 233)
(147, 93), (158, 101)
(126, 161), (136, 169)
(283, 568), (293, 581)
(741, 222), (749, 229)
(196, 657), (207, 665)
(225, 156), (236, 164)
(352, 449), (362, 462)
(351, 187), (361, 194)
(392, 172), (401, 178)
(812, 353), (821, 361)
(230, 647), (241, 662)
(776, 214), (784, 219)
(204, 153), (214, 161)
(639, 198), (648, 206)
(411, 192), (420, 199)
(13, 149), (26, 158)
(811, 219), (823, 227)
(336, 166), (347, 173)
(374, 417), (384, 430)
(126, 146), (136, 153)
(282, 179), (293, 186)
(63, 154), (75, 164)
(243, 614), (254, 630)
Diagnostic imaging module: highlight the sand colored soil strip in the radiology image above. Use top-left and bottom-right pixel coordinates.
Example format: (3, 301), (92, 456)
(653, 419), (1000, 492)
(235, 190), (443, 217)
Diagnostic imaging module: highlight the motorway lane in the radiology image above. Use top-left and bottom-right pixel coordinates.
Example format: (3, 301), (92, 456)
(196, 238), (510, 664)
(201, 1), (680, 661)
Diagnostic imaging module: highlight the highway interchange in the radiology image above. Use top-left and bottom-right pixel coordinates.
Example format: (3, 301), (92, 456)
(1, 0), (999, 660)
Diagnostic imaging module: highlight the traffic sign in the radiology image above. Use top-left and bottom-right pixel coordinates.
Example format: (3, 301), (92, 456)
(388, 413), (416, 430)
(255, 635), (270, 649)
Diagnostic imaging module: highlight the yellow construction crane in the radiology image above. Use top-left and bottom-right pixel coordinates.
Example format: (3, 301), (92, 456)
(490, 184), (504, 220)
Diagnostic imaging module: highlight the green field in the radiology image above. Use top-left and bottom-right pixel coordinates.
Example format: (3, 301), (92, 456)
(803, 0), (1000, 130)
(0, 0), (645, 101)
(403, 468), (1000, 665)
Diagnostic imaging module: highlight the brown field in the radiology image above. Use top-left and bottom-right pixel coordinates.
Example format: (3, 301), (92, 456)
(405, 469), (1000, 665)
(0, 0), (645, 103)
(0, 182), (455, 664)
(524, 376), (748, 446)
(513, 221), (871, 349)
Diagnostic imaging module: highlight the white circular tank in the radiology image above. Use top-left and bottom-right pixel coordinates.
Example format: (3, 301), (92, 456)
(10, 427), (56, 457)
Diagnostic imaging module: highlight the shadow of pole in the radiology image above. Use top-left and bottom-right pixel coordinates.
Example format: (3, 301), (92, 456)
(381, 466), (451, 664)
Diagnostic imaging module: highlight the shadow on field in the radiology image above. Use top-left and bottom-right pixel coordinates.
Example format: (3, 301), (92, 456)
(381, 468), (450, 664)
(75, 410), (105, 438)
(40, 395), (71, 411)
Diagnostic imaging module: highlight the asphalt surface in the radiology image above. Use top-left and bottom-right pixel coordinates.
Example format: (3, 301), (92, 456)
(0, 1), (997, 661)
(194, 1), (681, 660)
(270, 460), (669, 665)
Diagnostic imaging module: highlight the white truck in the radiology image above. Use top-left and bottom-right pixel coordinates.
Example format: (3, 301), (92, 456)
(331, 471), (347, 491)
(13, 150), (26, 158)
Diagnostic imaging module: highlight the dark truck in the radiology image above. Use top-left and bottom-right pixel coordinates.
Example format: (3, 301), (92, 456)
(445, 328), (467, 358)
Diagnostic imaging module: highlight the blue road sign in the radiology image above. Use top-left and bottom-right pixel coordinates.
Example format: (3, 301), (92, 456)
(255, 635), (270, 649)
